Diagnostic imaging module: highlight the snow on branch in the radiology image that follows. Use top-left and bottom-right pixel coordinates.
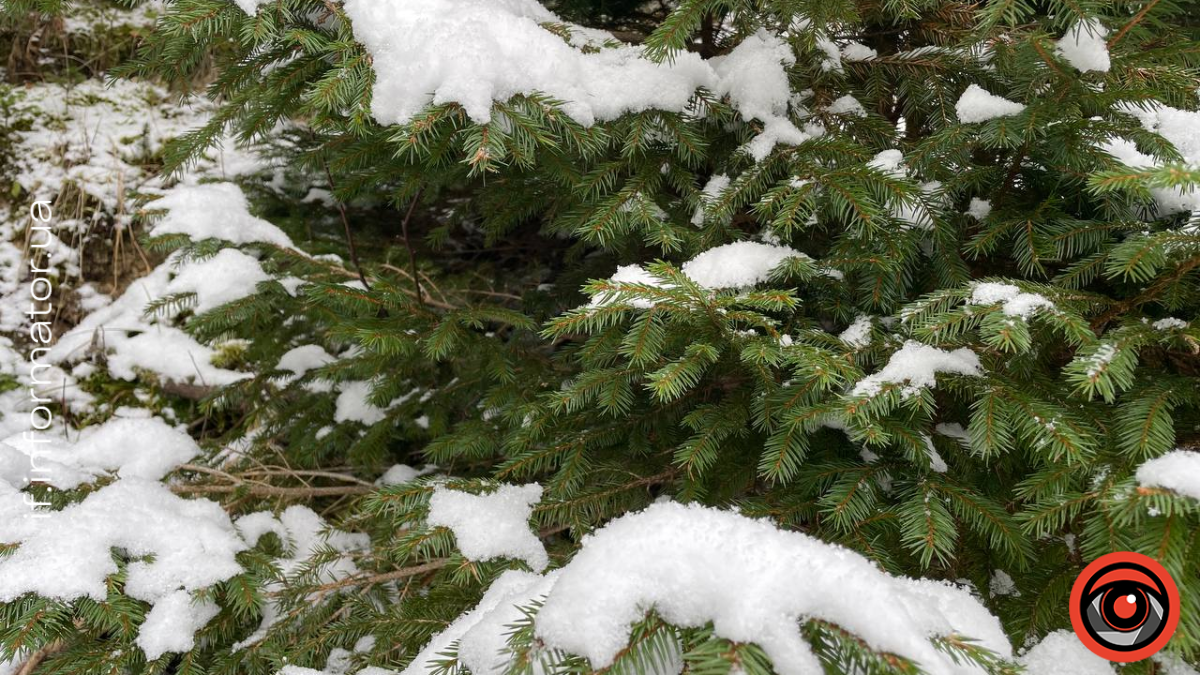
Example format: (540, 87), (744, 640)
(406, 501), (1012, 675)
(850, 341), (982, 398)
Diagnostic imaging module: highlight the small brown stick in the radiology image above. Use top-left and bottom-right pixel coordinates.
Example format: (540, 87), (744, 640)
(172, 483), (374, 498)
(399, 189), (424, 305)
(16, 640), (65, 675)
(297, 559), (450, 596)
(323, 163), (371, 291)
(1108, 0), (1162, 48)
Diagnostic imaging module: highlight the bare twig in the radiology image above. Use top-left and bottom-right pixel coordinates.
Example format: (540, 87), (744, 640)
(298, 559), (450, 596)
(399, 189), (424, 304)
(16, 640), (65, 675)
(171, 483), (374, 498)
(323, 162), (371, 291)
(1109, 0), (1162, 48)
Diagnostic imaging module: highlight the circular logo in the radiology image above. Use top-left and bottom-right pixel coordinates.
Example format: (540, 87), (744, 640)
(1069, 551), (1180, 662)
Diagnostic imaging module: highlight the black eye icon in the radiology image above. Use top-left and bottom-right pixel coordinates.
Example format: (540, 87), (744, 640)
(1081, 564), (1168, 651)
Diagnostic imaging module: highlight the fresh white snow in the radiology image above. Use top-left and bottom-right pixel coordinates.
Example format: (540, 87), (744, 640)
(1136, 451), (1200, 501)
(339, 0), (714, 127)
(147, 183), (295, 249)
(968, 282), (1055, 318)
(1055, 19), (1111, 73)
(427, 483), (548, 571)
(680, 241), (802, 289)
(410, 502), (1011, 675)
(850, 341), (982, 398)
(1019, 630), (1115, 674)
(955, 84), (1025, 123)
(839, 315), (873, 348)
(966, 198), (992, 220)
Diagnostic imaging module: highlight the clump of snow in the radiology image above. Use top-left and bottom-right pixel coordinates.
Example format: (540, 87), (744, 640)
(815, 35), (843, 72)
(334, 381), (384, 425)
(277, 636), (390, 675)
(827, 94), (866, 117)
(839, 315), (873, 348)
(968, 282), (1055, 318)
(691, 174), (731, 226)
(935, 422), (972, 450)
(1136, 451), (1200, 501)
(1155, 654), (1200, 675)
(681, 241), (801, 289)
(341, 0), (714, 127)
(406, 502), (1010, 675)
(333, 381), (421, 425)
(867, 150), (938, 229)
(400, 570), (550, 675)
(967, 198), (992, 220)
(376, 465), (421, 486)
(1056, 19), (1111, 73)
(1, 417), (198, 490)
(277, 345), (337, 384)
(712, 30), (817, 160)
(46, 253), (256, 387)
(589, 265), (667, 308)
(148, 183), (295, 249)
(137, 590), (222, 660)
(922, 435), (948, 473)
(850, 341), (982, 398)
(1153, 317), (1189, 330)
(165, 249), (272, 314)
(955, 85), (1025, 123)
(988, 570), (1019, 597)
(339, 4), (816, 161)
(457, 571), (571, 675)
(869, 149), (906, 176)
(1019, 631), (1115, 674)
(0, 479), (245, 658)
(1084, 343), (1118, 379)
(1102, 104), (1200, 215)
(232, 0), (271, 13)
(840, 42), (877, 62)
(532, 502), (1009, 674)
(233, 506), (370, 650)
(427, 483), (547, 571)
(713, 31), (793, 124)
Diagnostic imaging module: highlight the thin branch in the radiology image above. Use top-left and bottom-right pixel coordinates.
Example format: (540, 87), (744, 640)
(172, 483), (373, 498)
(1108, 0), (1161, 48)
(323, 162), (370, 291)
(298, 559), (450, 596)
(399, 189), (424, 305)
(16, 640), (65, 675)
(1091, 255), (1200, 330)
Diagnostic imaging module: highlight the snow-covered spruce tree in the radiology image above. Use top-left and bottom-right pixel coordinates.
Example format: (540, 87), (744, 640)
(3, 0), (1200, 673)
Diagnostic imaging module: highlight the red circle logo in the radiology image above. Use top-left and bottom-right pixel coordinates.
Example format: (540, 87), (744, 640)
(1069, 551), (1180, 662)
